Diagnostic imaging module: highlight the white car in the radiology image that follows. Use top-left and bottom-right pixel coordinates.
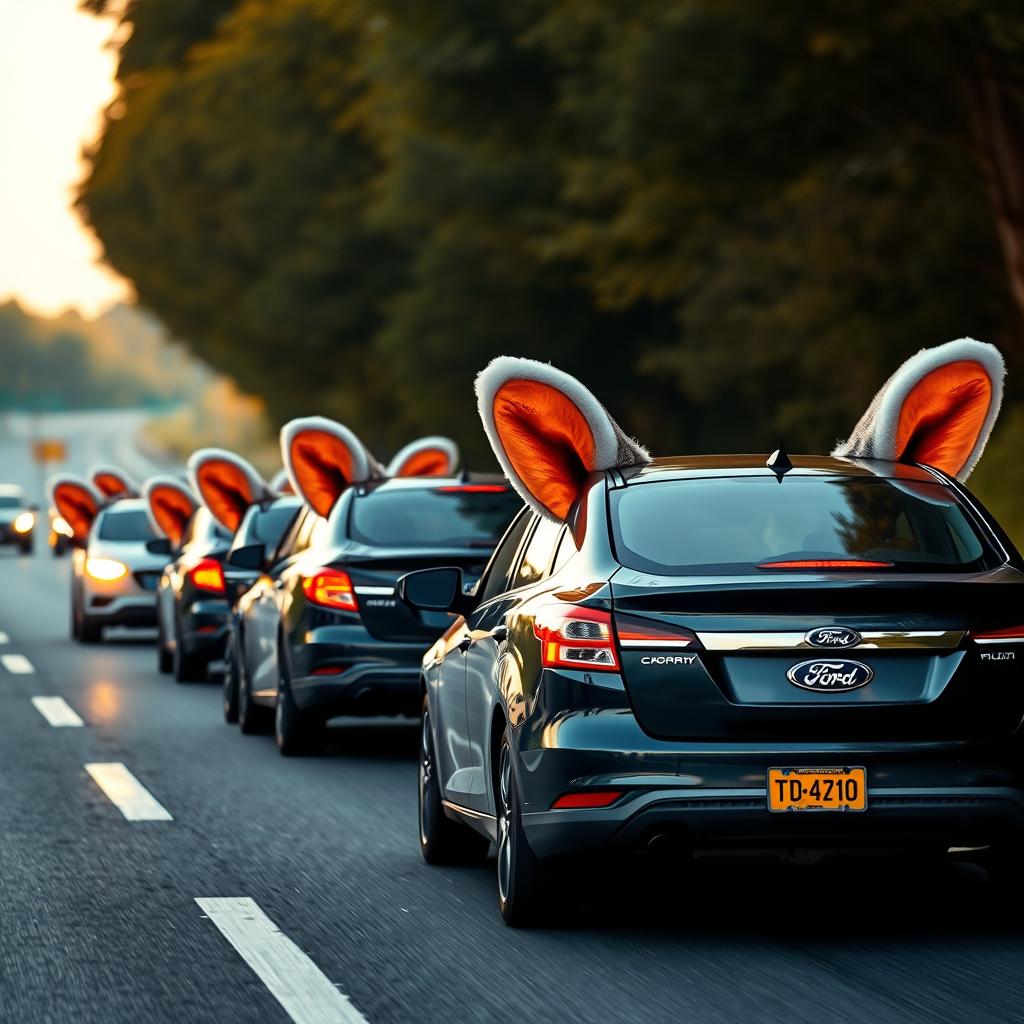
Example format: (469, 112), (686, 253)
(71, 498), (172, 643)
(0, 484), (37, 555)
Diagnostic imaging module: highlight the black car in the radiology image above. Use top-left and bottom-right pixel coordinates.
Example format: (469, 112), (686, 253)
(399, 342), (1024, 924)
(231, 476), (522, 753)
(155, 506), (233, 680)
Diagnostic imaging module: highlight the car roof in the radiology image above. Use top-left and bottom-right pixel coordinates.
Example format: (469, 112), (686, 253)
(0, 483), (24, 498)
(620, 455), (942, 484)
(356, 473), (511, 494)
(97, 497), (147, 513)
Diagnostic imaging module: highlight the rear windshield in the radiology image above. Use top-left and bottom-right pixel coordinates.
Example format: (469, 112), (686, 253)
(611, 476), (997, 575)
(345, 487), (522, 549)
(235, 503), (299, 550)
(97, 509), (156, 542)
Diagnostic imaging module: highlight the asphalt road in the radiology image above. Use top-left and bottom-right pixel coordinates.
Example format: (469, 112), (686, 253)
(2, 413), (1024, 1023)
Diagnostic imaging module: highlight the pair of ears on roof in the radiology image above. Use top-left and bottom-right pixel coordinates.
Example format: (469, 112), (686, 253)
(475, 339), (1005, 523)
(48, 465), (139, 539)
(280, 418), (460, 517)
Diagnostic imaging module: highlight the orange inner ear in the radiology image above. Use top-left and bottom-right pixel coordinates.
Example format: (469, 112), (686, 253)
(394, 448), (449, 477)
(53, 483), (98, 539)
(492, 379), (596, 520)
(289, 429), (355, 517)
(196, 459), (255, 533)
(151, 487), (195, 547)
(94, 473), (128, 497)
(896, 360), (993, 477)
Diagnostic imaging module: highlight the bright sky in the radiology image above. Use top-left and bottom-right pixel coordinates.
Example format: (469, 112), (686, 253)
(0, 0), (130, 317)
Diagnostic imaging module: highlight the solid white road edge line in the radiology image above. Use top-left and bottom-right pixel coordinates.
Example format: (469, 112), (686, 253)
(195, 897), (369, 1024)
(1, 653), (35, 674)
(31, 696), (84, 727)
(84, 763), (173, 821)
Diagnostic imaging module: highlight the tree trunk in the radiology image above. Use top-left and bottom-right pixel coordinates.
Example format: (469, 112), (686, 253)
(961, 37), (1024, 332)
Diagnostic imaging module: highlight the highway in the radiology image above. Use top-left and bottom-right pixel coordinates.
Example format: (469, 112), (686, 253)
(1, 412), (1022, 1023)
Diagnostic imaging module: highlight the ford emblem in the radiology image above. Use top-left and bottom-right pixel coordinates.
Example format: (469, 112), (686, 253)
(787, 659), (874, 692)
(805, 626), (862, 649)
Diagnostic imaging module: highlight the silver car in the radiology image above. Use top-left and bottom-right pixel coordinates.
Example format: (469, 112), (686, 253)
(71, 498), (171, 643)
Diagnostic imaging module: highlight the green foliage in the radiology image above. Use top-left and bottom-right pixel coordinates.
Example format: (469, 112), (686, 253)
(79, 0), (1024, 467)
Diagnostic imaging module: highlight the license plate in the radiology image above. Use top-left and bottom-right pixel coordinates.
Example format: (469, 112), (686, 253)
(767, 766), (867, 812)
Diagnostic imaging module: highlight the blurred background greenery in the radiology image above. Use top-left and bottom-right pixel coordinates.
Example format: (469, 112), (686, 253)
(70, 0), (1024, 534)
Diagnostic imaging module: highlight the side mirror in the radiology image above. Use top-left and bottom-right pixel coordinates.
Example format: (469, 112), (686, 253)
(146, 537), (173, 556)
(397, 566), (465, 612)
(28, 503), (40, 512)
(226, 543), (265, 571)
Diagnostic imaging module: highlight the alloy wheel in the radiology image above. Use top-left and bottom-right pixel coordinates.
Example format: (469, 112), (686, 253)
(497, 742), (513, 904)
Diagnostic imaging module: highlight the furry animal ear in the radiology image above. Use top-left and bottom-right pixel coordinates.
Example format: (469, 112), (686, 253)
(270, 469), (294, 495)
(280, 417), (383, 517)
(142, 476), (197, 548)
(833, 339), (1005, 481)
(475, 356), (650, 521)
(90, 465), (137, 499)
(187, 449), (268, 532)
(48, 475), (101, 540)
(387, 437), (459, 478)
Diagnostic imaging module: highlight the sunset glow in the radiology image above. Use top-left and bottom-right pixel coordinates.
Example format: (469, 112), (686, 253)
(0, 0), (130, 316)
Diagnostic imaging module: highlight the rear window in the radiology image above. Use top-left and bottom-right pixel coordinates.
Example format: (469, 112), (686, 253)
(234, 503), (299, 551)
(346, 487), (522, 549)
(611, 476), (997, 575)
(97, 509), (156, 541)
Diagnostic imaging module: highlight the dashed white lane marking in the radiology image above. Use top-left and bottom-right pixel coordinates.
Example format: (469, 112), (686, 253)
(84, 763), (173, 821)
(31, 696), (84, 727)
(1, 653), (34, 674)
(195, 897), (369, 1024)
(0, 631), (9, 645)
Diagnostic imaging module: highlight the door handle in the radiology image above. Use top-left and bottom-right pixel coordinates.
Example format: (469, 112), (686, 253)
(458, 635), (473, 653)
(490, 624), (509, 643)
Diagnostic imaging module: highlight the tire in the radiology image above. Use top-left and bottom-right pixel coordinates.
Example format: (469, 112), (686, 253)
(418, 695), (489, 866)
(496, 729), (550, 927)
(275, 675), (323, 756)
(222, 628), (240, 723)
(156, 613), (173, 674)
(19, 539), (32, 556)
(238, 637), (272, 735)
(79, 614), (102, 644)
(985, 841), (1024, 896)
(70, 589), (81, 641)
(172, 614), (206, 683)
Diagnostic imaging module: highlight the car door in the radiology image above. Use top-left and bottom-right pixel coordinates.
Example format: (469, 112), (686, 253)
(462, 515), (564, 812)
(246, 509), (313, 700)
(435, 509), (532, 805)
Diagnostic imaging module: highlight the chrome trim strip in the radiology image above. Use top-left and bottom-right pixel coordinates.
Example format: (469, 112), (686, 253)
(353, 585), (393, 596)
(696, 630), (966, 651)
(974, 637), (1024, 645)
(619, 639), (695, 649)
(442, 799), (496, 824)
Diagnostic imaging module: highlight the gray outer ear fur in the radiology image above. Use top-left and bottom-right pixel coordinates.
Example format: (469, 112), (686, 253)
(475, 356), (650, 521)
(386, 436), (460, 477)
(832, 338), (1004, 481)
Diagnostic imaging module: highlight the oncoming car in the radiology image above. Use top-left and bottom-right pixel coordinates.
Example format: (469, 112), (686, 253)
(0, 485), (37, 555)
(400, 342), (1024, 925)
(70, 498), (168, 642)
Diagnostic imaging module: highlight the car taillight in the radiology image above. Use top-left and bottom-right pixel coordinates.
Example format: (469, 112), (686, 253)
(971, 626), (1024, 644)
(534, 605), (619, 671)
(189, 558), (225, 594)
(614, 613), (697, 649)
(437, 485), (510, 493)
(551, 790), (623, 809)
(302, 567), (357, 612)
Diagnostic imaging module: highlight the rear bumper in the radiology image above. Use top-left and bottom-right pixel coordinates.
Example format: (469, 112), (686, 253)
(515, 708), (1024, 859)
(288, 625), (424, 718)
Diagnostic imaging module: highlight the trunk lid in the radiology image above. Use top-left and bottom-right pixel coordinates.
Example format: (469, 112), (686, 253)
(611, 567), (1024, 742)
